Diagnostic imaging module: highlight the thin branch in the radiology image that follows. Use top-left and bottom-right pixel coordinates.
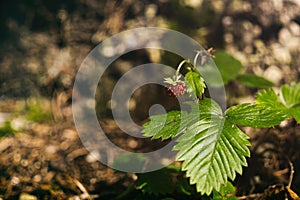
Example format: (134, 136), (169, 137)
(176, 59), (189, 77)
(193, 50), (201, 67)
(288, 160), (294, 188)
(237, 193), (262, 199)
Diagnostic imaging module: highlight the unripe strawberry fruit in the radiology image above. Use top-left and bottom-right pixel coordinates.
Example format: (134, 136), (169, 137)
(166, 82), (186, 96)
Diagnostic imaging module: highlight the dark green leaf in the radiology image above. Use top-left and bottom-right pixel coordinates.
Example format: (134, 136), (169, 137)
(236, 73), (274, 88)
(213, 51), (243, 84)
(136, 167), (178, 195)
(226, 103), (289, 128)
(212, 182), (238, 200)
(185, 71), (206, 98)
(112, 153), (146, 172)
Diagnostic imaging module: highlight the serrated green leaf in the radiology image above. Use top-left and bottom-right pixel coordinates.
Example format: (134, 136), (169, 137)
(213, 51), (243, 84)
(142, 110), (187, 140)
(185, 71), (206, 98)
(255, 88), (287, 110)
(288, 107), (300, 124)
(174, 117), (250, 195)
(256, 88), (281, 105)
(236, 73), (274, 88)
(142, 98), (250, 195)
(281, 83), (300, 108)
(186, 98), (223, 119)
(225, 103), (289, 128)
(142, 99), (222, 141)
(255, 87), (300, 123)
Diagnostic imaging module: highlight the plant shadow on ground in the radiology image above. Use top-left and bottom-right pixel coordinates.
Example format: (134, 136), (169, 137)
(0, 112), (300, 199)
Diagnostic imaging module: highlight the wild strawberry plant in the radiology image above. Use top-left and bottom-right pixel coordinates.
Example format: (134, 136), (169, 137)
(141, 49), (300, 198)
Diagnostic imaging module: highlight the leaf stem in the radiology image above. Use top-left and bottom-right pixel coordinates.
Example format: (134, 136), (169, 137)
(176, 59), (189, 77)
(193, 50), (202, 67)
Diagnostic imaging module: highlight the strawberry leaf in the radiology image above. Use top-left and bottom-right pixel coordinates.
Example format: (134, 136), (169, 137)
(225, 103), (289, 128)
(185, 71), (206, 98)
(174, 117), (250, 195)
(281, 82), (300, 108)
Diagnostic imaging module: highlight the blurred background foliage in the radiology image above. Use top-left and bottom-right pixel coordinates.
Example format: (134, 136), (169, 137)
(1, 0), (300, 115)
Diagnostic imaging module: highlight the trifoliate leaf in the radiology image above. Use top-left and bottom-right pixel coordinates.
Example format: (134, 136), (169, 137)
(225, 103), (289, 128)
(142, 99), (250, 195)
(174, 117), (250, 195)
(213, 51), (243, 84)
(236, 73), (274, 88)
(185, 71), (206, 98)
(281, 82), (300, 108)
